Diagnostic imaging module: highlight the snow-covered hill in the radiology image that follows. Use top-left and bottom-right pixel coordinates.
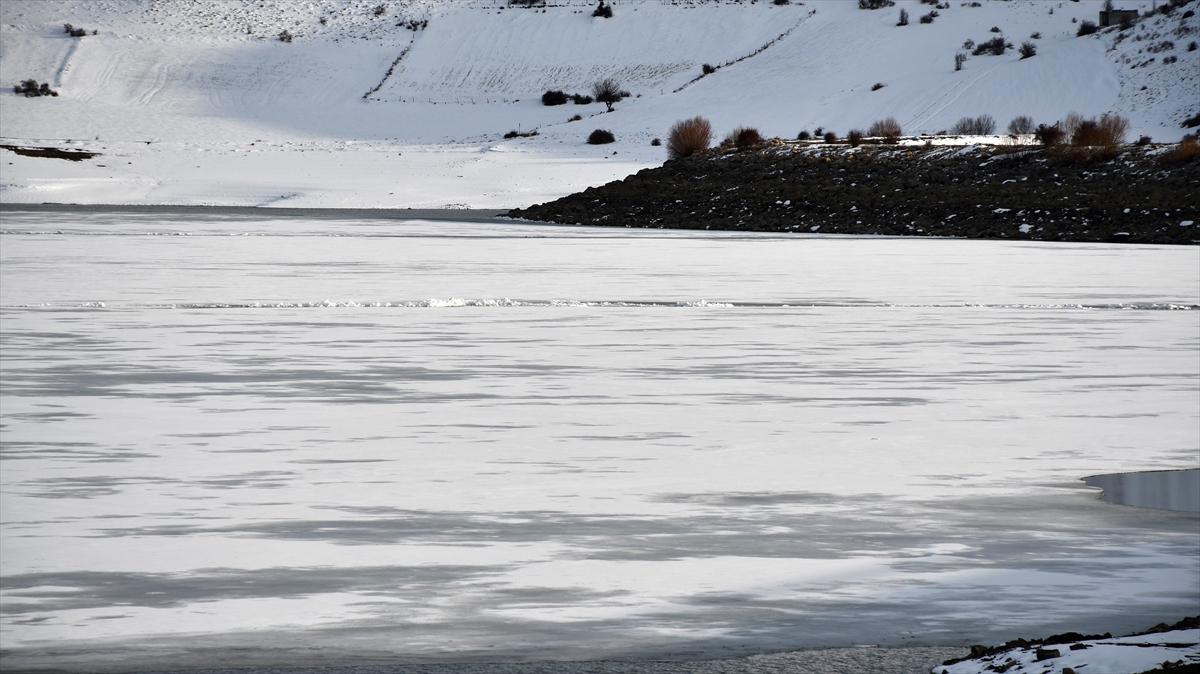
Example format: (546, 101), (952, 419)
(1, 0), (1197, 207)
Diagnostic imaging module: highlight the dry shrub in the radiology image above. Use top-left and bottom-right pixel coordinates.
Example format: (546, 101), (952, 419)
(1035, 123), (1064, 146)
(1070, 113), (1129, 147)
(723, 126), (763, 149)
(868, 117), (902, 140)
(1162, 135), (1200, 162)
(1060, 111), (1085, 140)
(666, 116), (713, 160)
(848, 129), (865, 147)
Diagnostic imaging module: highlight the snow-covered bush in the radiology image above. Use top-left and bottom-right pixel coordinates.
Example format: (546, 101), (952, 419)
(667, 116), (712, 159)
(587, 129), (615, 144)
(868, 117), (901, 141)
(952, 115), (996, 135)
(1007, 115), (1035, 134)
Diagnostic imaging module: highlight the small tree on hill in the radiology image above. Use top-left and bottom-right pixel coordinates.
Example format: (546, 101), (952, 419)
(592, 78), (622, 112)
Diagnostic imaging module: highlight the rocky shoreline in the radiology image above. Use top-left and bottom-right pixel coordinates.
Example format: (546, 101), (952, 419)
(506, 141), (1200, 245)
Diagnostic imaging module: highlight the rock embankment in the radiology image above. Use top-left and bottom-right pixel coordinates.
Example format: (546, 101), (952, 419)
(507, 142), (1200, 244)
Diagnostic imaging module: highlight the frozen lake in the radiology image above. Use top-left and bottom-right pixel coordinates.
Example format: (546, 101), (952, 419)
(1, 207), (1197, 672)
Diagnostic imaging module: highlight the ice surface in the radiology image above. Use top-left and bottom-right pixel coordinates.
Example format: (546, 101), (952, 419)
(0, 210), (1197, 670)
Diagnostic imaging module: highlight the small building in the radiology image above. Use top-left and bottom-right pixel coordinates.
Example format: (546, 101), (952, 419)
(1099, 8), (1139, 26)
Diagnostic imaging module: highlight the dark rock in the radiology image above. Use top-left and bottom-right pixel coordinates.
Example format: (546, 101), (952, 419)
(506, 145), (1200, 245)
(1035, 648), (1061, 661)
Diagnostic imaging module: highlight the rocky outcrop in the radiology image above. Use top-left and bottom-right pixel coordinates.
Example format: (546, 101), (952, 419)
(507, 142), (1200, 245)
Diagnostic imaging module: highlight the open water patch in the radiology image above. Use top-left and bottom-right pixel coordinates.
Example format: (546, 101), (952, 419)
(1083, 469), (1200, 512)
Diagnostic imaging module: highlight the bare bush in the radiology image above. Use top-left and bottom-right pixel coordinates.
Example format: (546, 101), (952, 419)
(1019, 41), (1036, 58)
(592, 78), (622, 111)
(955, 53), (967, 71)
(898, 9), (909, 25)
(868, 117), (902, 140)
(920, 11), (938, 23)
(1007, 115), (1035, 135)
(824, 131), (838, 143)
(1060, 111), (1085, 140)
(848, 129), (864, 147)
(592, 0), (612, 18)
(858, 0), (895, 8)
(1071, 113), (1129, 147)
(1077, 20), (1099, 36)
(951, 115), (996, 135)
(666, 116), (713, 159)
(1035, 123), (1064, 146)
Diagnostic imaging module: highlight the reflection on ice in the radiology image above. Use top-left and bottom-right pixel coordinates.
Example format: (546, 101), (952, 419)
(1084, 469), (1200, 513)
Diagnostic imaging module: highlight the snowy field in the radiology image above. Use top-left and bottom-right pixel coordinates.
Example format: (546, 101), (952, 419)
(1, 208), (1197, 671)
(2, 0), (1198, 208)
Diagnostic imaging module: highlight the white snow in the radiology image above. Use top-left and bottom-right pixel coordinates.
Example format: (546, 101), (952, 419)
(938, 628), (1200, 674)
(1, 0), (1197, 207)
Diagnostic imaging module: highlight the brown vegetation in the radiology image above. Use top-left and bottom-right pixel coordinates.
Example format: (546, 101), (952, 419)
(666, 116), (713, 160)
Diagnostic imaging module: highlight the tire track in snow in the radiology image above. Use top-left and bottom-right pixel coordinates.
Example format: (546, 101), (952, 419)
(52, 36), (80, 89)
(672, 8), (817, 94)
(905, 58), (1007, 133)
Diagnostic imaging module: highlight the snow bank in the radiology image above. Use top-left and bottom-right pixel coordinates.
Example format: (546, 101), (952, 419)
(1, 0), (1197, 206)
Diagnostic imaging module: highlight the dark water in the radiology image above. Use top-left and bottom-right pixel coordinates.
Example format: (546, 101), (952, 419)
(1084, 469), (1200, 512)
(137, 646), (966, 674)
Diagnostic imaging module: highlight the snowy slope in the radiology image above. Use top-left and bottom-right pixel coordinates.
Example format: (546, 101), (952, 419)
(1, 0), (1197, 207)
